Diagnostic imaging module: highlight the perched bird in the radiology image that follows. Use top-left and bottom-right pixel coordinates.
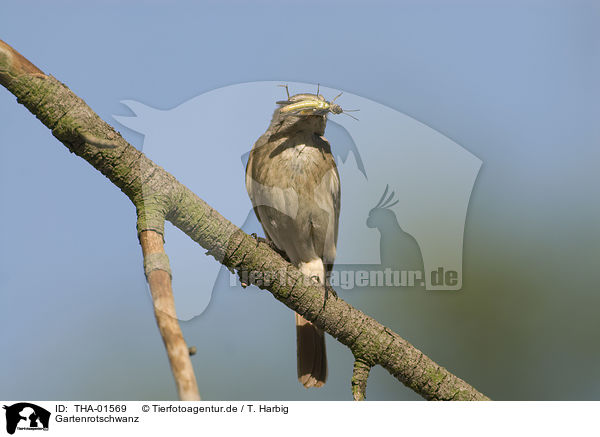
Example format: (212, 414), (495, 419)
(246, 89), (341, 388)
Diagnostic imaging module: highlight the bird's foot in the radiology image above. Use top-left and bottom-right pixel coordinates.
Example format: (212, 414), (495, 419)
(309, 275), (338, 307)
(324, 283), (338, 302)
(252, 234), (290, 262)
(250, 233), (273, 248)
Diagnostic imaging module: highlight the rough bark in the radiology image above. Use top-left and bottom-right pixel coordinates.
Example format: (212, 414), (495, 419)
(0, 39), (490, 401)
(352, 360), (370, 401)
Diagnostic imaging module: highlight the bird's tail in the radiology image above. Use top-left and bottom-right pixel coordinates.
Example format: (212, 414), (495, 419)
(296, 258), (328, 388)
(296, 313), (327, 388)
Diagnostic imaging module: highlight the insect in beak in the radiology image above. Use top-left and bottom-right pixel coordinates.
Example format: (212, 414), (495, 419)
(276, 84), (360, 120)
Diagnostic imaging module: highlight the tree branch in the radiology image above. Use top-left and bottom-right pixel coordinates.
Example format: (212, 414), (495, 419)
(0, 39), (490, 401)
(139, 230), (201, 400)
(351, 360), (370, 401)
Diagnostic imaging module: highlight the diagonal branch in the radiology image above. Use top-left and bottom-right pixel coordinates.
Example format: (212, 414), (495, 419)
(0, 39), (490, 401)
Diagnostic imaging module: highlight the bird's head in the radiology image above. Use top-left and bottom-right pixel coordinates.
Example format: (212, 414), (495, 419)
(271, 92), (328, 135)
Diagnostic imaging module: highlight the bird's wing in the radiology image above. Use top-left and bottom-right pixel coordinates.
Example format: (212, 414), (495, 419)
(310, 136), (340, 269)
(245, 138), (282, 245)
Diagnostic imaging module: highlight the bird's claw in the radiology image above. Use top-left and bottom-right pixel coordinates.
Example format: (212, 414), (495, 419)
(250, 233), (261, 248)
(250, 233), (273, 248)
(324, 284), (338, 302)
(255, 236), (290, 262)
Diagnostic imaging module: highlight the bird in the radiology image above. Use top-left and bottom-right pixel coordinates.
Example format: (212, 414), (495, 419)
(245, 87), (341, 388)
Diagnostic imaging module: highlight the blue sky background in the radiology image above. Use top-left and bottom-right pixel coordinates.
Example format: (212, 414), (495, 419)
(1, 0), (599, 400)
